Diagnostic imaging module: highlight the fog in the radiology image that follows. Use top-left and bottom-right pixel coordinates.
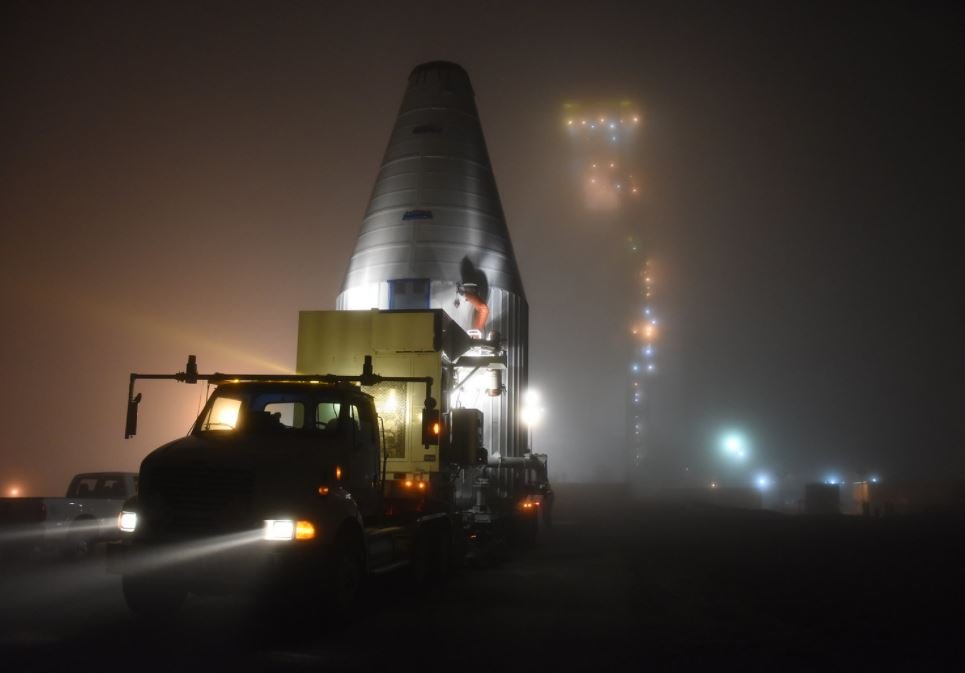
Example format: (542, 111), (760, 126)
(1, 2), (961, 495)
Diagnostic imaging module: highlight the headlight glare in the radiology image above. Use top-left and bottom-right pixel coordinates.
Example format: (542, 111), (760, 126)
(264, 519), (295, 541)
(118, 511), (137, 532)
(264, 519), (315, 541)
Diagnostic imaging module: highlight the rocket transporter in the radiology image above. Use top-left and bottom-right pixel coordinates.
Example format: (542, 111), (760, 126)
(107, 62), (551, 617)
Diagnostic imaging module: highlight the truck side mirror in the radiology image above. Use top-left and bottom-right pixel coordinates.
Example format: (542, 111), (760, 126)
(125, 393), (142, 439)
(422, 408), (441, 446)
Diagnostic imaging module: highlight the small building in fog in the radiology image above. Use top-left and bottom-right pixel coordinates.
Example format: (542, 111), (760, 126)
(852, 480), (965, 516)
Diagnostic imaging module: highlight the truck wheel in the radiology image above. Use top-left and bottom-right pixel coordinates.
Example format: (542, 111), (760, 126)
(432, 528), (452, 582)
(412, 525), (450, 584)
(329, 539), (364, 613)
(449, 528), (467, 572)
(63, 536), (92, 559)
(63, 521), (96, 560)
(121, 573), (187, 621)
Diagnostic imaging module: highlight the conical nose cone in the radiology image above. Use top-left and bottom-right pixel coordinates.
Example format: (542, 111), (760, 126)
(401, 61), (478, 117)
(340, 61), (525, 299)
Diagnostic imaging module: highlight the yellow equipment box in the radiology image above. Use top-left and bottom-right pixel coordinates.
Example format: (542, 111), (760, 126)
(297, 310), (454, 475)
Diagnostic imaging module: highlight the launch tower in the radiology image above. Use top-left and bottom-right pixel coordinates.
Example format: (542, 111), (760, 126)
(560, 101), (658, 476)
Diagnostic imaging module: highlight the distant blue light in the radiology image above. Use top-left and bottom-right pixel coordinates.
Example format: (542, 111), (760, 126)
(644, 308), (652, 316)
(631, 363), (640, 372)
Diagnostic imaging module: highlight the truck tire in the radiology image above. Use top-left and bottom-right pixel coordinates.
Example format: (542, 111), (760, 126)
(121, 573), (187, 621)
(410, 529), (432, 585)
(63, 518), (96, 560)
(412, 524), (450, 585)
(431, 525), (453, 582)
(449, 527), (467, 572)
(328, 538), (364, 613)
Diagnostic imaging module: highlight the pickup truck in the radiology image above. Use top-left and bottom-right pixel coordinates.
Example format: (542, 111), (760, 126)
(0, 472), (138, 559)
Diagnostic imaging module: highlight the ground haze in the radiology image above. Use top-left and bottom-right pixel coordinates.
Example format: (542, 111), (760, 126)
(2, 485), (962, 670)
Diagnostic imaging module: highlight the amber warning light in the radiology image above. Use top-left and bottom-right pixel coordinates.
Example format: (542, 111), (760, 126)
(422, 408), (441, 445)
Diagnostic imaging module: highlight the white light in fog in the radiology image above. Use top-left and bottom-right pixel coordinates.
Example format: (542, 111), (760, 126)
(384, 389), (399, 414)
(521, 389), (545, 428)
(264, 520), (295, 541)
(721, 432), (749, 461)
(118, 511), (137, 532)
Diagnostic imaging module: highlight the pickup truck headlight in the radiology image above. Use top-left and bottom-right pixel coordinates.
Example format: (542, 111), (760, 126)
(118, 511), (137, 532)
(263, 519), (315, 541)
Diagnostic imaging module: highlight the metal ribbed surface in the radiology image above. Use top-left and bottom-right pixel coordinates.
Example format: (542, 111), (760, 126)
(339, 61), (524, 298)
(338, 61), (529, 458)
(486, 289), (529, 458)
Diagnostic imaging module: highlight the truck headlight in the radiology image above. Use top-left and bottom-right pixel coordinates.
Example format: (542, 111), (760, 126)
(118, 511), (137, 532)
(263, 519), (315, 541)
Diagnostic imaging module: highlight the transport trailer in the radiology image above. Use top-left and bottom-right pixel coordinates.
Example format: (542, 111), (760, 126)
(108, 309), (550, 618)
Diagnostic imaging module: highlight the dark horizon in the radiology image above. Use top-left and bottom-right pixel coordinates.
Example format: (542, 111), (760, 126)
(1, 1), (962, 495)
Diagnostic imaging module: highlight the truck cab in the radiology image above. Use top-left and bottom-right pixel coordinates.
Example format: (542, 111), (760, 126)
(136, 382), (380, 542)
(109, 363), (448, 619)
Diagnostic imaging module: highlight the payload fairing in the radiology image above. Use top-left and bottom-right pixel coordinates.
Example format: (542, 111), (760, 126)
(337, 61), (528, 458)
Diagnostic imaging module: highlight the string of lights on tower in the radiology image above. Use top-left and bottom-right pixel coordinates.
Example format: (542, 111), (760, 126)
(561, 101), (658, 474)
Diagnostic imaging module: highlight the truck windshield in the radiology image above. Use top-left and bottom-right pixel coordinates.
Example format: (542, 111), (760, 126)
(201, 396), (243, 431)
(196, 389), (345, 435)
(67, 475), (128, 499)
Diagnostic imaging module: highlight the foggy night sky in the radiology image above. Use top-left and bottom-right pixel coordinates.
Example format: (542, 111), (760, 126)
(1, 1), (962, 495)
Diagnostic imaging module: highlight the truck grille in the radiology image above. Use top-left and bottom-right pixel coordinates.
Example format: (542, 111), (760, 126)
(146, 466), (255, 535)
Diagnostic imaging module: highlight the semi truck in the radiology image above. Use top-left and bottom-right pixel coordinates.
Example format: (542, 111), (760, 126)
(107, 309), (550, 618)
